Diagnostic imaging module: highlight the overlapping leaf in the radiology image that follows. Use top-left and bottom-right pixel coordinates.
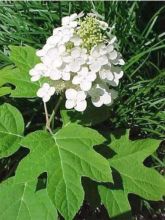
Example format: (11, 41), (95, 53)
(0, 178), (57, 220)
(0, 46), (40, 97)
(99, 130), (165, 219)
(14, 123), (112, 220)
(98, 187), (131, 220)
(0, 103), (24, 158)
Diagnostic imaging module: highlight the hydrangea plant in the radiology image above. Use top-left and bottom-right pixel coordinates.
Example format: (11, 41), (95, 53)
(30, 12), (124, 111)
(0, 12), (164, 220)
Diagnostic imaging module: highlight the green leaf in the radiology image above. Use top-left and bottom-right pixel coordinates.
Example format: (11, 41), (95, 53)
(109, 131), (165, 200)
(0, 103), (24, 158)
(9, 45), (40, 73)
(0, 66), (39, 98)
(15, 123), (112, 220)
(0, 178), (58, 220)
(98, 187), (131, 220)
(61, 104), (110, 126)
(0, 46), (40, 98)
(99, 130), (165, 219)
(0, 86), (11, 97)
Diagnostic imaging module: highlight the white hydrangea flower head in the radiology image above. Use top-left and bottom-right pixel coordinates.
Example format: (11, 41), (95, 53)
(30, 12), (125, 111)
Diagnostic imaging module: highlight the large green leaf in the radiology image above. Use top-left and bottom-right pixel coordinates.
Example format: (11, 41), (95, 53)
(15, 123), (112, 220)
(98, 187), (131, 220)
(0, 46), (40, 98)
(0, 103), (24, 158)
(99, 130), (165, 219)
(0, 178), (57, 220)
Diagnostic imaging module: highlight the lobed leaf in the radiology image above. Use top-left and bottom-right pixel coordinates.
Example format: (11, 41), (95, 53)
(0, 178), (57, 220)
(99, 130), (165, 219)
(0, 103), (24, 158)
(0, 46), (40, 98)
(14, 123), (112, 220)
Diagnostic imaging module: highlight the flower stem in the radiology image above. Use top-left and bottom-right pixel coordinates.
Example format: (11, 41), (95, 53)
(43, 102), (52, 134)
(46, 95), (63, 133)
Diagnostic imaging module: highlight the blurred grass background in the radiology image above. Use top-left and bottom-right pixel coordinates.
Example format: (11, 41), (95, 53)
(0, 1), (164, 219)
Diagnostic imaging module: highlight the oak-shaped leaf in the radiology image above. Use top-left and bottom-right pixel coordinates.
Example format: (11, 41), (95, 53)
(99, 130), (165, 219)
(0, 46), (39, 98)
(0, 178), (57, 220)
(0, 103), (24, 158)
(14, 123), (112, 220)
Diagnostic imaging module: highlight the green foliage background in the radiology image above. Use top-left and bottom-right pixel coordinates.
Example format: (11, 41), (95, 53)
(0, 1), (164, 219)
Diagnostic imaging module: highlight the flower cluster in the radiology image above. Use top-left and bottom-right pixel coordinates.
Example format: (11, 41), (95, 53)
(30, 12), (125, 111)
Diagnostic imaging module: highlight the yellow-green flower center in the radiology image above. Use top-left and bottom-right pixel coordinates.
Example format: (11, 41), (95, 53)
(77, 16), (105, 51)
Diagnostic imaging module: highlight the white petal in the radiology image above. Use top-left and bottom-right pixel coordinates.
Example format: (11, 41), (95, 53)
(70, 13), (78, 20)
(49, 87), (55, 96)
(109, 36), (117, 44)
(109, 51), (118, 60)
(65, 88), (77, 100)
(119, 59), (125, 65)
(89, 62), (101, 73)
(36, 49), (45, 57)
(72, 75), (81, 85)
(106, 71), (114, 81)
(62, 72), (70, 81)
(31, 75), (40, 82)
(75, 100), (87, 112)
(49, 71), (61, 80)
(76, 91), (86, 101)
(62, 16), (70, 26)
(52, 57), (63, 68)
(78, 67), (88, 76)
(99, 56), (108, 65)
(80, 81), (92, 91)
(103, 93), (112, 105)
(92, 97), (103, 107)
(58, 45), (66, 54)
(65, 100), (75, 109)
(87, 72), (96, 82)
(70, 36), (82, 46)
(70, 21), (78, 28)
(29, 69), (38, 76)
(99, 70), (107, 80)
(43, 94), (50, 103)
(71, 48), (80, 58)
(42, 83), (50, 90)
(69, 62), (81, 72)
(37, 88), (45, 98)
(107, 44), (114, 52)
(63, 55), (72, 63)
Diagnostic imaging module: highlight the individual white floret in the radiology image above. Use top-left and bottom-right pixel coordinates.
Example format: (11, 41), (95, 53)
(72, 67), (96, 91)
(40, 45), (66, 68)
(107, 66), (124, 86)
(37, 83), (55, 102)
(89, 44), (108, 72)
(65, 88), (87, 111)
(68, 47), (88, 72)
(49, 64), (71, 81)
(89, 83), (113, 107)
(29, 63), (47, 82)
(99, 65), (114, 81)
(62, 13), (78, 28)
